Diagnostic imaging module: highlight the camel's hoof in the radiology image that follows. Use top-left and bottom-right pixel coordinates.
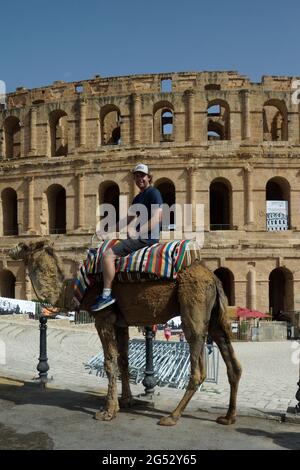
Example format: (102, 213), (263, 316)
(216, 415), (236, 425)
(158, 415), (179, 426)
(94, 410), (117, 421)
(119, 397), (137, 409)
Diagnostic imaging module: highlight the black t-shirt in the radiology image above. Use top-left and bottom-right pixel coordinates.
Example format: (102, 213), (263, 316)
(131, 186), (163, 244)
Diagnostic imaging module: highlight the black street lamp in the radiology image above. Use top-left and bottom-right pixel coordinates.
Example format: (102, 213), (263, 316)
(36, 316), (49, 389)
(296, 360), (300, 413)
(142, 325), (157, 396)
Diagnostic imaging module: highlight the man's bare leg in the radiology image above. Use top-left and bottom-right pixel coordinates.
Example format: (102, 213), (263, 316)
(102, 249), (116, 289)
(91, 248), (117, 311)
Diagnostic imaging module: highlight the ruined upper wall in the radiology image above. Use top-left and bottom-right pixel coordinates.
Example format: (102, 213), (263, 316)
(5, 71), (299, 109)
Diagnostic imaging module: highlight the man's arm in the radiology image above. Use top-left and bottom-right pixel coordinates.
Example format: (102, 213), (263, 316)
(137, 206), (162, 238)
(116, 215), (135, 233)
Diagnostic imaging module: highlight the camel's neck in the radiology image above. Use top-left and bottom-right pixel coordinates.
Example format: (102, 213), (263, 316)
(27, 249), (70, 308)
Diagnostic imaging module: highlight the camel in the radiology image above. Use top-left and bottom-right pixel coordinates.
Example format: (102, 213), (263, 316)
(9, 240), (242, 426)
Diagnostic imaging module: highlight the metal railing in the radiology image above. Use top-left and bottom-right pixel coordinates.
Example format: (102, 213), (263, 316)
(85, 338), (219, 390)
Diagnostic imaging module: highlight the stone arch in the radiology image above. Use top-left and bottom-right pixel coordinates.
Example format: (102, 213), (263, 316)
(269, 267), (294, 318)
(100, 104), (121, 145)
(1, 188), (18, 236)
(263, 99), (288, 141)
(154, 178), (176, 229)
(209, 178), (232, 230)
(3, 116), (21, 158)
(214, 267), (235, 305)
(46, 184), (66, 234)
(49, 109), (68, 156)
(99, 181), (120, 231)
(153, 101), (174, 142)
(266, 176), (290, 230)
(0, 270), (16, 298)
(207, 99), (230, 140)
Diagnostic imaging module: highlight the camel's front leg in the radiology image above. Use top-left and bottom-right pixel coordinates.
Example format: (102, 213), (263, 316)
(94, 318), (120, 421)
(115, 326), (135, 408)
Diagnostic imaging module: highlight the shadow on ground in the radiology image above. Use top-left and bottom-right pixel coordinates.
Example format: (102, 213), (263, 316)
(236, 427), (300, 450)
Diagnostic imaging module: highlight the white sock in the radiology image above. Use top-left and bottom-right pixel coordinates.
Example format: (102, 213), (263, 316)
(102, 288), (112, 299)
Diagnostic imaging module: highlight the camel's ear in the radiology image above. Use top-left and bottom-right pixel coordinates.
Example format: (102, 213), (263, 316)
(45, 246), (54, 256)
(28, 240), (46, 252)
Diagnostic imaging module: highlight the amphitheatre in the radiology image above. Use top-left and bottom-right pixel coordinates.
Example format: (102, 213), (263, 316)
(0, 70), (300, 318)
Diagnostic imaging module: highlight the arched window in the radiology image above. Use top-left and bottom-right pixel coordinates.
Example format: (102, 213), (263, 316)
(209, 179), (232, 230)
(263, 100), (288, 141)
(266, 177), (290, 230)
(0, 270), (16, 298)
(269, 267), (294, 318)
(4, 116), (21, 158)
(100, 105), (121, 145)
(153, 101), (174, 142)
(207, 100), (230, 141)
(214, 268), (235, 305)
(2, 188), (18, 236)
(46, 184), (66, 234)
(155, 179), (175, 230)
(49, 110), (68, 156)
(99, 181), (120, 233)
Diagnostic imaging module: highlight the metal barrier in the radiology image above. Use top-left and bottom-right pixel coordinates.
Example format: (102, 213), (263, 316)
(85, 339), (219, 390)
(75, 310), (94, 324)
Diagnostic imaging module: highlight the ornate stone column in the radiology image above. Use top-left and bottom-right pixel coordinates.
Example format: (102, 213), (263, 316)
(19, 124), (25, 158)
(247, 266), (256, 310)
(30, 106), (37, 153)
(131, 174), (139, 201)
(25, 267), (32, 300)
(132, 93), (141, 144)
(79, 99), (87, 147)
(0, 127), (4, 158)
(241, 89), (250, 140)
(27, 176), (35, 234)
(77, 173), (85, 229)
(244, 165), (254, 226)
(185, 89), (195, 142)
(187, 166), (196, 232)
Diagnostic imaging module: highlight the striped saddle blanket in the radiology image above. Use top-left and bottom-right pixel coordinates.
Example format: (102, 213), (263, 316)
(73, 239), (201, 305)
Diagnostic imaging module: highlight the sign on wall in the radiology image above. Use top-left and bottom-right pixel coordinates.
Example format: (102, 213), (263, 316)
(0, 296), (36, 315)
(266, 200), (288, 231)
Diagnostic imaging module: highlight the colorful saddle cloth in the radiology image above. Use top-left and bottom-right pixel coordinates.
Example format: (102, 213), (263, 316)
(73, 239), (201, 305)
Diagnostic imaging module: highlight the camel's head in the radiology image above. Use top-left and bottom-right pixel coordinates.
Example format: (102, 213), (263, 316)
(8, 240), (53, 262)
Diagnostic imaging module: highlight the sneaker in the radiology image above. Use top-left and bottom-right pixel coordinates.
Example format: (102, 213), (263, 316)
(91, 294), (116, 312)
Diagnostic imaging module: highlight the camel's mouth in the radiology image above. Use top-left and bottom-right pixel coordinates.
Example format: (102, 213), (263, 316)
(8, 245), (26, 260)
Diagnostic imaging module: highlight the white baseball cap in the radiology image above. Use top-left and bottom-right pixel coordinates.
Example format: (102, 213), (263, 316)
(132, 163), (149, 174)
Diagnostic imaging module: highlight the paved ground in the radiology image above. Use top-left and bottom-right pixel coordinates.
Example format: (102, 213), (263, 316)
(0, 315), (299, 450)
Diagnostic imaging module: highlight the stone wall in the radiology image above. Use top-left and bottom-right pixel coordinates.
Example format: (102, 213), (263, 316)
(0, 70), (300, 314)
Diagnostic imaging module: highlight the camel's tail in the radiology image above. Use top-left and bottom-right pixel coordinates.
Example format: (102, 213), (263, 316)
(209, 275), (232, 338)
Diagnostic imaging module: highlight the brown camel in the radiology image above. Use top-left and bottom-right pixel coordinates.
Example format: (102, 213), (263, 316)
(9, 240), (242, 426)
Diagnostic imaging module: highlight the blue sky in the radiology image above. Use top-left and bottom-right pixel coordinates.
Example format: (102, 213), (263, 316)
(1, 0), (300, 92)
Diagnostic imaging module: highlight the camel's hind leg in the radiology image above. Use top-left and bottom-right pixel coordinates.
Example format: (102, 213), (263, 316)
(210, 325), (242, 425)
(158, 307), (206, 426)
(115, 326), (135, 408)
(94, 318), (120, 421)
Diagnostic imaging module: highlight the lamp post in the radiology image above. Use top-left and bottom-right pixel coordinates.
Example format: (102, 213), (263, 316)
(296, 358), (300, 413)
(36, 316), (49, 389)
(142, 325), (157, 396)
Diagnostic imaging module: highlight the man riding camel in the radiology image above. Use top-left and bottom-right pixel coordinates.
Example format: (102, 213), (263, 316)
(91, 163), (163, 312)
